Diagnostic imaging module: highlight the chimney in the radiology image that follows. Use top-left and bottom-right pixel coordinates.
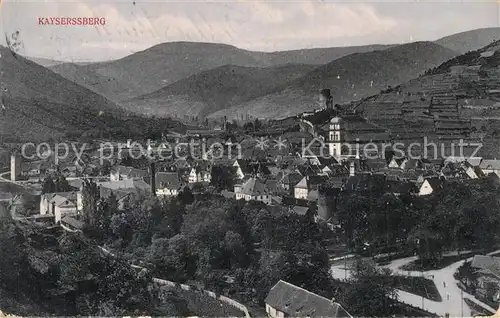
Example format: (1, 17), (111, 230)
(349, 161), (355, 177)
(150, 161), (156, 196)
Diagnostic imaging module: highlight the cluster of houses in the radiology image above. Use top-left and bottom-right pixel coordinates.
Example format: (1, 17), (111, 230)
(28, 142), (500, 232)
(10, 150), (108, 182)
(9, 102), (500, 237)
(7, 98), (500, 317)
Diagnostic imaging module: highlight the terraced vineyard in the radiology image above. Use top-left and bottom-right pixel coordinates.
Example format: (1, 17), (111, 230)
(352, 40), (500, 158)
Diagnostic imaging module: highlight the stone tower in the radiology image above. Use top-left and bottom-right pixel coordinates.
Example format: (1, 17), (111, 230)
(319, 89), (334, 109)
(10, 151), (21, 181)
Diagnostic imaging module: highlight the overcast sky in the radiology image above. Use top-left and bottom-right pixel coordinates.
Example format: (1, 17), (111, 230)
(0, 0), (499, 62)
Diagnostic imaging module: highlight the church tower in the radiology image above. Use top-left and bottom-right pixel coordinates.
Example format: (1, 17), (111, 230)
(328, 116), (342, 158)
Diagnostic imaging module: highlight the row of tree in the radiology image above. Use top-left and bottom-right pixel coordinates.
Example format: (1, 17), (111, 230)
(78, 178), (406, 316)
(335, 176), (500, 265)
(0, 218), (190, 316)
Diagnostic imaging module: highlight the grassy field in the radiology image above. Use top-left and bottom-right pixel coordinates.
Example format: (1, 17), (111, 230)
(401, 252), (478, 271)
(387, 276), (442, 302)
(332, 278), (439, 317)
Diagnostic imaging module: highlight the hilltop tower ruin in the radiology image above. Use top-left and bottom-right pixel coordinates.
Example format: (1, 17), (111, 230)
(319, 89), (334, 109)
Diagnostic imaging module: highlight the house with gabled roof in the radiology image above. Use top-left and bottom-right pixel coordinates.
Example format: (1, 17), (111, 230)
(418, 177), (444, 196)
(319, 165), (332, 176)
(40, 191), (78, 224)
(388, 157), (406, 169)
(188, 166), (211, 184)
(464, 165), (485, 179)
(234, 177), (271, 205)
(265, 280), (352, 318)
(277, 171), (303, 195)
(155, 172), (184, 196)
(293, 175), (328, 200)
(231, 159), (246, 179)
(415, 170), (438, 185)
(60, 215), (84, 232)
(479, 159), (500, 177)
(110, 165), (148, 181)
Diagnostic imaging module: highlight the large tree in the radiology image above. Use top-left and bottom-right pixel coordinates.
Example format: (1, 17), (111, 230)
(81, 179), (100, 227)
(343, 259), (398, 317)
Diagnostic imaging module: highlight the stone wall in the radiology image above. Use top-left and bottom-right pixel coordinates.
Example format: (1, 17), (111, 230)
(152, 278), (250, 317)
(97, 246), (251, 317)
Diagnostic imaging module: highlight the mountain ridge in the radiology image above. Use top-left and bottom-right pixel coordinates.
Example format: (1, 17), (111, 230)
(49, 42), (395, 102)
(435, 27), (500, 54)
(208, 41), (458, 119)
(0, 46), (183, 141)
(125, 63), (318, 118)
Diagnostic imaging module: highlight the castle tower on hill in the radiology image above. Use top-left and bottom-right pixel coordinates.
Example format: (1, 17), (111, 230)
(319, 89), (333, 110)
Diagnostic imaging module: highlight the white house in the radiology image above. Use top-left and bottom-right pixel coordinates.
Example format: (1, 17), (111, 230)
(479, 160), (500, 177)
(418, 177), (442, 196)
(232, 159), (245, 180)
(388, 157), (407, 169)
(188, 166), (211, 184)
(464, 166), (485, 179)
(294, 177), (309, 200)
(234, 177), (271, 205)
(265, 280), (352, 318)
(40, 192), (78, 224)
(293, 175), (328, 200)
